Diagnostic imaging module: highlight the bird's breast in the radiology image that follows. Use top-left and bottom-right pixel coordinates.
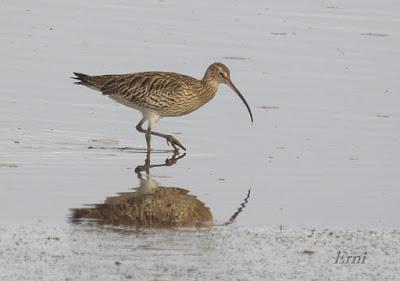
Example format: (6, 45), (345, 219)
(161, 85), (218, 117)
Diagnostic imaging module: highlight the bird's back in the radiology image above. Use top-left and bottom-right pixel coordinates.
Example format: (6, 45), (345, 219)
(72, 71), (215, 117)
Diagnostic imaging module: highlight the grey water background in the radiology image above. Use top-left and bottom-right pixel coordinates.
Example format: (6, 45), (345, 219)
(1, 0), (400, 280)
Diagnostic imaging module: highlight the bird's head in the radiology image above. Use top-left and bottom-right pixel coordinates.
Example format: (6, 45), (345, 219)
(206, 62), (231, 84)
(204, 62), (253, 123)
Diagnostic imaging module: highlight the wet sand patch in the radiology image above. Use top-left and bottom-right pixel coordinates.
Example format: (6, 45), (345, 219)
(0, 163), (18, 168)
(222, 56), (249, 60)
(361, 32), (389, 37)
(256, 105), (279, 110)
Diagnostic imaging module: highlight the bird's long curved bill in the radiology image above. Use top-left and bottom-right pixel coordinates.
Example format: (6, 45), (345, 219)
(226, 79), (254, 123)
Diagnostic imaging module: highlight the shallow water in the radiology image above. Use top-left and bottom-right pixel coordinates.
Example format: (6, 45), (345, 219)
(1, 0), (400, 279)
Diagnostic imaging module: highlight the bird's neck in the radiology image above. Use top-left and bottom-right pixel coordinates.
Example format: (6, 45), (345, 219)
(202, 72), (219, 92)
(200, 77), (219, 103)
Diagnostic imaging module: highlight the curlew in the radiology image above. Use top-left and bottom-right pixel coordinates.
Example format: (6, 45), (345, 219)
(72, 62), (253, 152)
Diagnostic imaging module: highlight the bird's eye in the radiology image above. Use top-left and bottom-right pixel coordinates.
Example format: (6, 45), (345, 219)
(218, 72), (224, 77)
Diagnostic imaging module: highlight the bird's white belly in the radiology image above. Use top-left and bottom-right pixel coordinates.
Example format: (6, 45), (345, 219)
(109, 96), (161, 126)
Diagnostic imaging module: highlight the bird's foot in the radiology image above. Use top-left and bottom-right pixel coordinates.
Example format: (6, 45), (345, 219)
(166, 135), (186, 152)
(134, 165), (145, 173)
(165, 151), (186, 166)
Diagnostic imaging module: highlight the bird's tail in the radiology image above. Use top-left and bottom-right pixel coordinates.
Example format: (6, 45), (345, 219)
(71, 72), (117, 92)
(71, 72), (95, 87)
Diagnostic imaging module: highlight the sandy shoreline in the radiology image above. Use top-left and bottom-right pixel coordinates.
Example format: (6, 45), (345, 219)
(1, 223), (399, 281)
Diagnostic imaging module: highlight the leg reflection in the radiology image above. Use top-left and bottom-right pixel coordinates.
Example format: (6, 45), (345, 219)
(134, 150), (186, 176)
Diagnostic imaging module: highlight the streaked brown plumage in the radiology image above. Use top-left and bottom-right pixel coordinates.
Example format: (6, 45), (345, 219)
(72, 62), (253, 152)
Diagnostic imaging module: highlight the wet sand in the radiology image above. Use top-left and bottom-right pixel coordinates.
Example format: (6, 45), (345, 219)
(1, 224), (400, 280)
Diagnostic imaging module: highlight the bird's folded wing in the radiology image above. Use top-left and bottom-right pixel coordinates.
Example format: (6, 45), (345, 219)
(100, 72), (187, 104)
(100, 72), (181, 94)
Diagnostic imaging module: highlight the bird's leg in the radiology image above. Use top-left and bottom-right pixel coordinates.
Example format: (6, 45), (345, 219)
(136, 118), (151, 151)
(135, 118), (186, 152)
(135, 118), (146, 133)
(145, 123), (152, 153)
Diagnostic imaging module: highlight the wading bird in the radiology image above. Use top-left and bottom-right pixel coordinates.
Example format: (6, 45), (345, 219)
(72, 62), (253, 152)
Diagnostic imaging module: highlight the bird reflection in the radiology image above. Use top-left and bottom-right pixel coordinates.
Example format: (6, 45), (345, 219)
(71, 151), (250, 228)
(71, 152), (213, 227)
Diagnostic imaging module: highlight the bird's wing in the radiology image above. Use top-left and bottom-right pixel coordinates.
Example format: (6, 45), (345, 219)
(100, 72), (189, 109)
